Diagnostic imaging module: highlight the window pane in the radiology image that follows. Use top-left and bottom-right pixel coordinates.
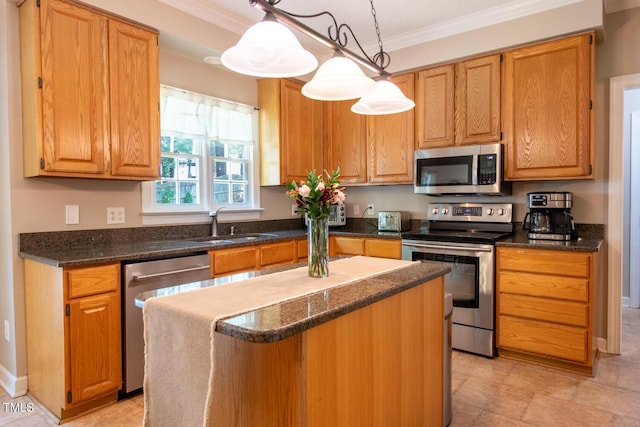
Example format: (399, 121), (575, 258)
(214, 161), (229, 180)
(213, 183), (229, 204)
(228, 144), (248, 159)
(174, 137), (195, 154)
(161, 157), (176, 179)
(230, 161), (247, 181)
(210, 141), (225, 157)
(155, 181), (177, 204)
(160, 136), (171, 152)
(232, 183), (247, 203)
(178, 158), (199, 180)
(179, 182), (199, 204)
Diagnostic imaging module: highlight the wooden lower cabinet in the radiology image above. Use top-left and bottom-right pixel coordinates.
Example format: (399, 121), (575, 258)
(496, 247), (598, 375)
(212, 275), (444, 426)
(330, 236), (402, 259)
(24, 260), (121, 422)
(210, 238), (308, 277)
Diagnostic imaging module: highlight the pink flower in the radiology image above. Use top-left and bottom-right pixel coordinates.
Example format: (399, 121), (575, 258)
(333, 189), (346, 204)
(298, 184), (311, 198)
(315, 181), (325, 192)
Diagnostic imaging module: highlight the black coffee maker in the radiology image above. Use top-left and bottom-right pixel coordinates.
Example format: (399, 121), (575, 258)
(522, 191), (577, 241)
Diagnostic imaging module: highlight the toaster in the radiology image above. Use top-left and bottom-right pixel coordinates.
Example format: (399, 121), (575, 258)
(378, 211), (411, 232)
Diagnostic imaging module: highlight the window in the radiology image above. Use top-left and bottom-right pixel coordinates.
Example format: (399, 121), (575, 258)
(142, 86), (260, 224)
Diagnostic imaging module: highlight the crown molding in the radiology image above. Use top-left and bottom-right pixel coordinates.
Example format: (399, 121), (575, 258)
(604, 0), (640, 13)
(158, 0), (256, 34)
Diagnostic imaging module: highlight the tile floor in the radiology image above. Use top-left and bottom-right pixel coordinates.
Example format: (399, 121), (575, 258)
(2, 308), (639, 426)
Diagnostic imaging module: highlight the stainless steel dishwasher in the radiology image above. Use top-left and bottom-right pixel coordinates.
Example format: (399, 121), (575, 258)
(122, 253), (210, 395)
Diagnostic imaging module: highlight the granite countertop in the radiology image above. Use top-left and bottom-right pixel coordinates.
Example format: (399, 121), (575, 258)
(496, 228), (603, 252)
(139, 257), (450, 344)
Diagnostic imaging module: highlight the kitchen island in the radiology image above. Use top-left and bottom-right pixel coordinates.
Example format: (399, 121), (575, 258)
(140, 256), (449, 427)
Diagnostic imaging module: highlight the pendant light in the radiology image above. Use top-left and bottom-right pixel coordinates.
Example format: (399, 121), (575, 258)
(220, 12), (318, 78)
(225, 0), (415, 115)
(301, 53), (377, 101)
(351, 78), (415, 115)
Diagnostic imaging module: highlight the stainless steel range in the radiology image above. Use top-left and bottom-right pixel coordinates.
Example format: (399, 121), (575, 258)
(402, 202), (513, 357)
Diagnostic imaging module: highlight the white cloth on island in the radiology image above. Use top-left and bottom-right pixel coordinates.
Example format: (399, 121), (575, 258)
(142, 256), (416, 427)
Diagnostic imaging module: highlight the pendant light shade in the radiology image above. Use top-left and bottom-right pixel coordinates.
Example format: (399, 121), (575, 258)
(351, 79), (415, 115)
(301, 55), (377, 101)
(221, 14), (318, 78)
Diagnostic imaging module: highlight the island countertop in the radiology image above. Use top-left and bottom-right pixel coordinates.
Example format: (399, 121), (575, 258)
(139, 257), (450, 343)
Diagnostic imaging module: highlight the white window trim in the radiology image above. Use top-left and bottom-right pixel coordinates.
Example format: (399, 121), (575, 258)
(141, 86), (262, 226)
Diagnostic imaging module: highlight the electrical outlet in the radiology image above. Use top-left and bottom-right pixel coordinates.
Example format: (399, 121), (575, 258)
(107, 207), (125, 224)
(291, 204), (298, 216)
(366, 203), (375, 216)
(4, 320), (9, 342)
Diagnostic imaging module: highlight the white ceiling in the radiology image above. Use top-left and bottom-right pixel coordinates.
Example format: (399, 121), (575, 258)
(158, 0), (639, 64)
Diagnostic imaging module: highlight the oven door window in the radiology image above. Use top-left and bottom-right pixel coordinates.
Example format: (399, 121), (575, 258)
(416, 155), (473, 187)
(410, 252), (479, 308)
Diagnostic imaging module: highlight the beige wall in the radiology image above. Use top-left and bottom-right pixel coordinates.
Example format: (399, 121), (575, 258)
(1, 0), (638, 394)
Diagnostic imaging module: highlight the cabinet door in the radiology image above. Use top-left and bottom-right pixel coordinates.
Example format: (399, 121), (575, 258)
(367, 73), (415, 184)
(415, 65), (455, 149)
(260, 241), (296, 268)
(39, 0), (109, 174)
(212, 247), (258, 276)
(502, 33), (593, 180)
(108, 20), (160, 178)
(455, 54), (501, 145)
(364, 239), (401, 259)
(68, 292), (121, 404)
(324, 100), (367, 184)
(330, 236), (364, 256)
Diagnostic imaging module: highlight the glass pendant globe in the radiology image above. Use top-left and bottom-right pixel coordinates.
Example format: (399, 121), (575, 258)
(301, 56), (376, 101)
(351, 79), (415, 115)
(221, 19), (318, 78)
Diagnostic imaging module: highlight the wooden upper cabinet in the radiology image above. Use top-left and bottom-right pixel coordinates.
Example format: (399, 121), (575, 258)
(415, 54), (501, 149)
(502, 32), (594, 180)
(19, 0), (160, 180)
(29, 0), (109, 175)
(415, 64), (455, 148)
(324, 100), (368, 184)
(455, 54), (501, 145)
(108, 20), (160, 178)
(259, 79), (323, 186)
(367, 73), (415, 184)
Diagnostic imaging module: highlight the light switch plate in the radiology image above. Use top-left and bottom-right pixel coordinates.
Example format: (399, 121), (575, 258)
(65, 205), (79, 224)
(107, 207), (125, 224)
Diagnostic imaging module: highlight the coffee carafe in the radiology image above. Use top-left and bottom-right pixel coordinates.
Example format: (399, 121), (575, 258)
(522, 191), (576, 241)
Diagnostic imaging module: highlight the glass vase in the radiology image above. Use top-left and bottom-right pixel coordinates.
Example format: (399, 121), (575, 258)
(307, 216), (329, 278)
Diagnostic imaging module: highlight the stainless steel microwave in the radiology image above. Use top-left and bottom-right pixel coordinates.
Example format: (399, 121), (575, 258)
(414, 143), (511, 196)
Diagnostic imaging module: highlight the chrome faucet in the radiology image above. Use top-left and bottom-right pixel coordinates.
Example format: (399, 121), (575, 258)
(209, 207), (225, 237)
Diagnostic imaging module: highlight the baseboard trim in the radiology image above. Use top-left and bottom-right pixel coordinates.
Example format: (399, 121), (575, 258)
(0, 364), (27, 398)
(597, 337), (608, 354)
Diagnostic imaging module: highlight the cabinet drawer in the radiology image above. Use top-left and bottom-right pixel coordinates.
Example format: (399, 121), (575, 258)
(331, 236), (364, 255)
(213, 247), (257, 276)
(498, 315), (588, 363)
(499, 293), (588, 327)
(67, 264), (120, 298)
(260, 241), (296, 267)
(497, 248), (591, 278)
(364, 239), (401, 259)
(498, 271), (589, 302)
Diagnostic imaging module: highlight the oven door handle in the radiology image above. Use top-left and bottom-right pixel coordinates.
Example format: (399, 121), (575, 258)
(132, 265), (210, 281)
(402, 242), (493, 252)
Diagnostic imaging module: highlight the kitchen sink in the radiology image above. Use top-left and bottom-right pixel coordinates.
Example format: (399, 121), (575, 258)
(186, 233), (279, 244)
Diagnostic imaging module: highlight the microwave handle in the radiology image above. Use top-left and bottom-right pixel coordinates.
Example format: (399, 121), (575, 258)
(471, 154), (478, 185)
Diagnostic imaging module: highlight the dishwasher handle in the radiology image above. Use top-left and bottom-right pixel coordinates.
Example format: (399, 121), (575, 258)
(133, 265), (210, 281)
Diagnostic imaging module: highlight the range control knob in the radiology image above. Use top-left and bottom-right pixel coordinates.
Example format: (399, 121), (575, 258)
(431, 208), (439, 215)
(497, 208), (505, 216)
(442, 208), (449, 215)
(486, 208), (494, 216)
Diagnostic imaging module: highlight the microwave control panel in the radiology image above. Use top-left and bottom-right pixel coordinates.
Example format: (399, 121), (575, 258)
(478, 154), (497, 185)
